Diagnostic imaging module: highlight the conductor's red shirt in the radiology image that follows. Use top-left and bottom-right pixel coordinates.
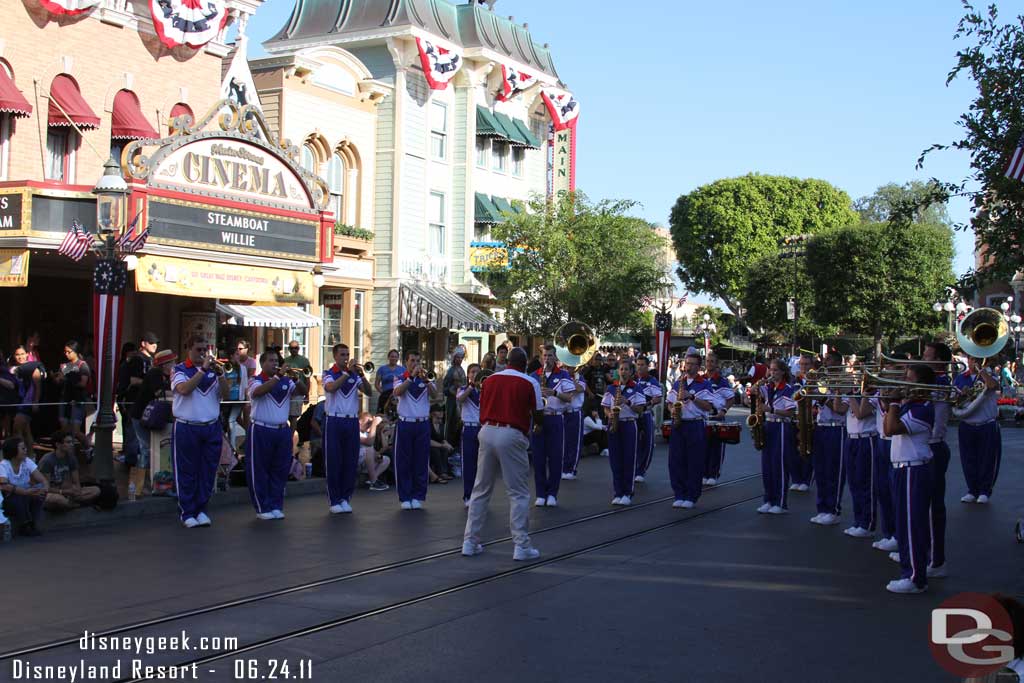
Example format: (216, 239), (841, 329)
(479, 368), (543, 437)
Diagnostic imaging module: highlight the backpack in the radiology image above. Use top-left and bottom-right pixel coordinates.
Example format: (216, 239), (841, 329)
(94, 481), (119, 510)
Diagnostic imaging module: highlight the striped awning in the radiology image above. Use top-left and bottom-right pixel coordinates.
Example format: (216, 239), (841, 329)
(399, 283), (502, 333)
(215, 304), (321, 328)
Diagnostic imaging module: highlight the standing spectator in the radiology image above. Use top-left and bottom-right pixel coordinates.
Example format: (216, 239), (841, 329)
(494, 344), (510, 372)
(0, 352), (18, 439)
(24, 331), (40, 362)
(125, 332), (159, 459)
(581, 353), (607, 416)
(130, 350), (176, 497)
(10, 346), (41, 456)
(40, 432), (100, 511)
(116, 342), (139, 464)
(480, 352), (496, 372)
(1000, 361), (1016, 397)
(0, 436), (46, 536)
(442, 346), (467, 474)
(282, 340), (312, 428)
(221, 349), (244, 451)
(55, 340), (92, 453)
(235, 339), (256, 430)
(374, 349), (404, 415)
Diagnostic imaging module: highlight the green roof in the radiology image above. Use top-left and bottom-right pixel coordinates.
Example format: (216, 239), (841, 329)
(476, 106), (503, 138)
(493, 112), (529, 146)
(474, 192), (501, 224)
(511, 119), (542, 149)
(491, 196), (515, 217)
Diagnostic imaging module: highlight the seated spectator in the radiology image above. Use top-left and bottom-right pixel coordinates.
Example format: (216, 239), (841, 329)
(308, 397), (326, 477)
(428, 403), (453, 484)
(0, 436), (46, 536)
(583, 408), (609, 457)
(359, 412), (390, 491)
(40, 432), (100, 511)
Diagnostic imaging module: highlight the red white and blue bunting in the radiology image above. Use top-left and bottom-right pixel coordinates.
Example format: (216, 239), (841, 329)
(497, 64), (537, 102)
(38, 0), (98, 15)
(541, 88), (580, 131)
(415, 36), (463, 90)
(150, 0), (228, 50)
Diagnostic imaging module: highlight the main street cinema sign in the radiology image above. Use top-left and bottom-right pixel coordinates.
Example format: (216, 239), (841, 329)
(124, 101), (330, 262)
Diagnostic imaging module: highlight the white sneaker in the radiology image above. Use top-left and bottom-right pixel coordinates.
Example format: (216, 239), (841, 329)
(257, 512), (275, 521)
(271, 510), (285, 520)
(874, 537), (899, 552)
(767, 505), (786, 514)
(634, 475), (645, 483)
(196, 512), (211, 527)
(810, 513), (824, 524)
(886, 578), (926, 594)
(599, 449), (609, 457)
(411, 499), (423, 510)
(400, 501), (412, 510)
(461, 540), (484, 557)
(340, 500), (353, 513)
(680, 500), (695, 509)
(546, 495), (557, 507)
(961, 493), (977, 503)
(844, 526), (872, 538)
(798, 484), (810, 492)
(789, 483), (801, 491)
(820, 513), (841, 526)
(562, 473), (576, 480)
(535, 497), (546, 507)
(619, 496), (631, 506)
(977, 494), (990, 504)
(513, 546), (541, 561)
(464, 499), (470, 508)
(702, 478), (710, 486)
(756, 503), (771, 514)
(889, 551), (901, 563)
(182, 517), (200, 528)
(706, 478), (717, 485)
(672, 500), (686, 508)
(927, 564), (948, 578)
(612, 497), (622, 506)
(329, 504), (345, 514)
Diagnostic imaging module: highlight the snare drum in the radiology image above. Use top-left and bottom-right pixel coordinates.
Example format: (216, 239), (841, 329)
(706, 421), (742, 445)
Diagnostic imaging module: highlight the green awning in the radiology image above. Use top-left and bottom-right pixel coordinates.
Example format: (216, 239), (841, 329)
(493, 111), (528, 146)
(476, 106), (504, 138)
(511, 118), (542, 149)
(475, 192), (501, 224)
(491, 196), (515, 217)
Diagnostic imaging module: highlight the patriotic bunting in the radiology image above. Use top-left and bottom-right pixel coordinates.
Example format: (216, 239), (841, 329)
(415, 36), (463, 90)
(93, 259), (128, 419)
(497, 65), (537, 102)
(37, 0), (99, 16)
(541, 88), (580, 131)
(1004, 133), (1024, 181)
(150, 0), (228, 50)
(57, 220), (94, 262)
(117, 215), (149, 254)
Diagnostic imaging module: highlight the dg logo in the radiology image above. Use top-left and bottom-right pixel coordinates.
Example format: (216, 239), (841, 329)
(929, 593), (1016, 678)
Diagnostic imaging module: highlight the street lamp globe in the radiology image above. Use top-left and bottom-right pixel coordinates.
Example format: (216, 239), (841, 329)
(956, 302), (969, 314)
(932, 302), (943, 313)
(1001, 301), (1010, 313)
(943, 302), (955, 313)
(92, 157), (128, 234)
(703, 313), (710, 322)
(1012, 314), (1022, 325)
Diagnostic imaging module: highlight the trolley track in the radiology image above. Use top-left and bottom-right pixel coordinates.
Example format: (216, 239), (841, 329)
(1, 473), (760, 664)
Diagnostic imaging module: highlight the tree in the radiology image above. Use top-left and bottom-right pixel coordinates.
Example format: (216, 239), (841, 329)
(688, 305), (727, 348)
(854, 181), (952, 226)
(490, 192), (669, 336)
(668, 174), (858, 319)
(742, 253), (838, 340)
(806, 222), (955, 356)
(919, 3), (1024, 287)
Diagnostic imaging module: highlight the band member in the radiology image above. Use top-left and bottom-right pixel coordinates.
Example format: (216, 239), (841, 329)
(247, 349), (298, 520)
(666, 353), (715, 509)
(532, 346), (575, 507)
(923, 341), (953, 576)
(601, 359), (647, 506)
(882, 364), (935, 594)
(633, 356), (662, 483)
(172, 337), (229, 528)
(757, 359), (798, 514)
(392, 351), (440, 510)
(703, 353), (733, 486)
(867, 376), (898, 552)
(458, 363), (482, 506)
(954, 355), (1001, 503)
(561, 368), (586, 480)
(811, 350), (846, 526)
(788, 354), (815, 490)
(833, 376), (877, 538)
(322, 343), (371, 514)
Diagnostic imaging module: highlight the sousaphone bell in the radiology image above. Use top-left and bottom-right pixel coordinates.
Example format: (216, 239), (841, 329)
(956, 307), (1010, 359)
(554, 321), (597, 369)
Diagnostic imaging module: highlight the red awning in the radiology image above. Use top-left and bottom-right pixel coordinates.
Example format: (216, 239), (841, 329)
(111, 89), (158, 139)
(48, 74), (100, 129)
(0, 68), (32, 118)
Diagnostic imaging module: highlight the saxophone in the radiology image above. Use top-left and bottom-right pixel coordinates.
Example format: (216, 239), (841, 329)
(609, 384), (623, 434)
(794, 388), (814, 461)
(746, 379), (767, 451)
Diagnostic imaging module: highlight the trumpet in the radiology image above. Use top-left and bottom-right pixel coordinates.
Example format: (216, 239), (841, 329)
(415, 366), (436, 382)
(208, 356), (233, 376)
(279, 367), (306, 380)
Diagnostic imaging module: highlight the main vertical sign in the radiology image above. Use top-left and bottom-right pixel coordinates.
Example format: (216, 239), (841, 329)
(551, 128), (576, 198)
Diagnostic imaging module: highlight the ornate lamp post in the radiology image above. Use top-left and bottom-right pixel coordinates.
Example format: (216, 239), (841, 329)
(697, 313), (717, 358)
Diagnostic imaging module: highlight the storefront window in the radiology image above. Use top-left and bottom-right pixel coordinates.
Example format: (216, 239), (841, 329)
(353, 291), (364, 362)
(320, 291), (343, 371)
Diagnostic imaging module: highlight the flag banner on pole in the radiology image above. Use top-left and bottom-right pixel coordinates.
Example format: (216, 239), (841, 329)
(497, 64), (537, 101)
(117, 215), (149, 254)
(655, 311), (672, 386)
(150, 0), (228, 50)
(541, 88), (580, 131)
(1005, 133), (1024, 181)
(677, 292), (689, 308)
(57, 220), (94, 261)
(93, 260), (128, 418)
(415, 36), (463, 90)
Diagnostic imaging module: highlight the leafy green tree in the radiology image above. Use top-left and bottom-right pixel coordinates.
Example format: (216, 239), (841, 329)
(806, 222), (955, 356)
(490, 192), (669, 336)
(742, 254), (838, 339)
(668, 174), (858, 319)
(919, 3), (1024, 287)
(854, 181), (952, 226)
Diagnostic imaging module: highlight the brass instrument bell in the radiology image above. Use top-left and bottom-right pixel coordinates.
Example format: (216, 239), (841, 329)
(957, 307), (1010, 359)
(554, 321), (597, 369)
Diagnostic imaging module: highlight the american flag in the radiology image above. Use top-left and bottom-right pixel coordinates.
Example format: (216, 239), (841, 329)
(677, 292), (689, 307)
(640, 295), (654, 309)
(1005, 133), (1024, 180)
(117, 215), (149, 254)
(57, 220), (93, 261)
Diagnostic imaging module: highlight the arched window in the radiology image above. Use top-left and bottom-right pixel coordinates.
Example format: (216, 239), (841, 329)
(301, 145), (316, 174)
(326, 153), (345, 221)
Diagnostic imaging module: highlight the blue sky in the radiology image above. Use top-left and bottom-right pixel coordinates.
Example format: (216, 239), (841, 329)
(244, 0), (980, 302)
